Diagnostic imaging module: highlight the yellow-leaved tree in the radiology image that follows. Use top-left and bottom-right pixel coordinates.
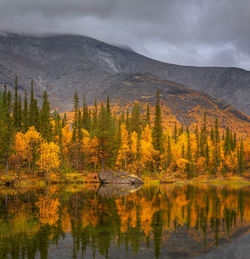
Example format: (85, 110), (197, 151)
(116, 123), (130, 170)
(24, 126), (42, 170)
(10, 132), (29, 174)
(140, 124), (155, 171)
(37, 142), (60, 180)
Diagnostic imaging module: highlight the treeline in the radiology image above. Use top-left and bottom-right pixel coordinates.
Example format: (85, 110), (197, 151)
(0, 78), (249, 179)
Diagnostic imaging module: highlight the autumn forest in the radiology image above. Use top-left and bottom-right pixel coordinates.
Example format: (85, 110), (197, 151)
(0, 76), (249, 183)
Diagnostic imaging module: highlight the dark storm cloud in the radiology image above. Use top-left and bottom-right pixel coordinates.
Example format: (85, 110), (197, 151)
(0, 0), (250, 70)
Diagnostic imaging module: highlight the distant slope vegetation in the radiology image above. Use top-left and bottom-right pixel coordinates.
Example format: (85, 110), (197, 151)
(101, 73), (250, 136)
(0, 33), (249, 129)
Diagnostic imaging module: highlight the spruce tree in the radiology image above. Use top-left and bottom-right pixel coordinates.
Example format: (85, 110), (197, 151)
(13, 75), (21, 129)
(62, 113), (67, 128)
(72, 91), (79, 142)
(82, 94), (90, 131)
(186, 126), (193, 178)
(131, 103), (141, 134)
(91, 98), (98, 135)
(173, 122), (178, 144)
(0, 88), (14, 174)
(146, 103), (151, 126)
(106, 95), (111, 115)
(152, 89), (163, 153)
(166, 135), (172, 167)
(40, 91), (52, 141)
(224, 127), (230, 156)
(22, 90), (29, 132)
(96, 103), (116, 169)
(238, 140), (245, 175)
(29, 80), (36, 127)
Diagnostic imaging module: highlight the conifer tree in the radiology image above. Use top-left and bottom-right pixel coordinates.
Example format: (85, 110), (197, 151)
(238, 140), (245, 175)
(146, 103), (151, 126)
(29, 80), (36, 127)
(13, 75), (22, 129)
(0, 88), (14, 174)
(152, 89), (163, 153)
(173, 122), (178, 144)
(106, 95), (111, 115)
(166, 135), (172, 167)
(62, 113), (67, 128)
(40, 91), (52, 141)
(96, 103), (116, 169)
(82, 95), (90, 131)
(22, 90), (29, 132)
(91, 98), (98, 134)
(224, 127), (230, 156)
(215, 118), (220, 144)
(131, 103), (141, 134)
(186, 126), (193, 178)
(195, 126), (200, 161)
(125, 109), (130, 133)
(72, 91), (79, 142)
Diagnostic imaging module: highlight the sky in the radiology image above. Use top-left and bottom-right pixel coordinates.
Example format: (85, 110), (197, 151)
(0, 0), (250, 70)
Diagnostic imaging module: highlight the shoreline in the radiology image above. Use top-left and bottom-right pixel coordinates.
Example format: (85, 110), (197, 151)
(0, 173), (250, 188)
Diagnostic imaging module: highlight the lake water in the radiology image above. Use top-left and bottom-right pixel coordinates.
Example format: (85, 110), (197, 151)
(0, 183), (249, 258)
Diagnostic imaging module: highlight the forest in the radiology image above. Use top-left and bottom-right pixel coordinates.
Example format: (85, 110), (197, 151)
(0, 76), (249, 182)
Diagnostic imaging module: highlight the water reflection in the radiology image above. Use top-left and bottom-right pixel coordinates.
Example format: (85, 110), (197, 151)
(0, 184), (249, 258)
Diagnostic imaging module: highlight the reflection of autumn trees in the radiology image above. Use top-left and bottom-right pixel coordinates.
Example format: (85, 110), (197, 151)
(0, 185), (250, 258)
(36, 196), (60, 226)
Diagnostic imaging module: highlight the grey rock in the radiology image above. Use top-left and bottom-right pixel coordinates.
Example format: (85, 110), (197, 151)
(98, 170), (144, 185)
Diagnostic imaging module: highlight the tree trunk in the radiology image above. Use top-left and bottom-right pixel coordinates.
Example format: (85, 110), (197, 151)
(102, 158), (104, 171)
(5, 158), (8, 175)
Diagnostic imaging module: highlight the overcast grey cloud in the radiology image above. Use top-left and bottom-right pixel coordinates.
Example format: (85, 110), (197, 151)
(0, 0), (250, 70)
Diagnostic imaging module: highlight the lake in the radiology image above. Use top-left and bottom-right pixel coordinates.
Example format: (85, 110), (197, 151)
(0, 183), (249, 258)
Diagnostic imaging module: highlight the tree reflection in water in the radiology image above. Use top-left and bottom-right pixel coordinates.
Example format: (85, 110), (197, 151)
(0, 184), (249, 258)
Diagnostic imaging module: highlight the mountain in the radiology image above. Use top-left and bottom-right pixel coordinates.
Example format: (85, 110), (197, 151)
(0, 32), (249, 129)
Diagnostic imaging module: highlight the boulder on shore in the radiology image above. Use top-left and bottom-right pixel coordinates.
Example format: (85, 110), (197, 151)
(98, 170), (144, 185)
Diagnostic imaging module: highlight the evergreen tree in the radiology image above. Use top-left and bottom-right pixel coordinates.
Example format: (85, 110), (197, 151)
(214, 118), (220, 145)
(146, 103), (151, 126)
(106, 95), (111, 115)
(62, 113), (67, 128)
(13, 75), (22, 129)
(224, 127), (230, 156)
(22, 90), (29, 132)
(29, 80), (36, 128)
(173, 122), (178, 144)
(186, 126), (193, 178)
(72, 91), (79, 142)
(40, 91), (52, 141)
(166, 135), (172, 167)
(125, 109), (130, 133)
(152, 89), (163, 153)
(195, 126), (200, 161)
(91, 98), (98, 134)
(0, 88), (14, 174)
(131, 103), (141, 134)
(82, 95), (90, 131)
(238, 140), (245, 175)
(96, 103), (116, 169)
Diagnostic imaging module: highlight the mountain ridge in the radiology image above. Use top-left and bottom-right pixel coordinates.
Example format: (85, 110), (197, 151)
(0, 32), (249, 121)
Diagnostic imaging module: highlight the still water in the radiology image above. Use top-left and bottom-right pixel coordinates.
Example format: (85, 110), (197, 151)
(0, 183), (249, 259)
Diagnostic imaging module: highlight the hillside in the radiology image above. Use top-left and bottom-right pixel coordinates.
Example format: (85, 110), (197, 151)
(0, 32), (250, 114)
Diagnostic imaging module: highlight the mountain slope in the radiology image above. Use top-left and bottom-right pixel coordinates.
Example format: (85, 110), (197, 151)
(0, 32), (249, 118)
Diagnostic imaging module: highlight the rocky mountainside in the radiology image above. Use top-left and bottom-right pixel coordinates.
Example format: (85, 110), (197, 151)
(0, 32), (249, 118)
